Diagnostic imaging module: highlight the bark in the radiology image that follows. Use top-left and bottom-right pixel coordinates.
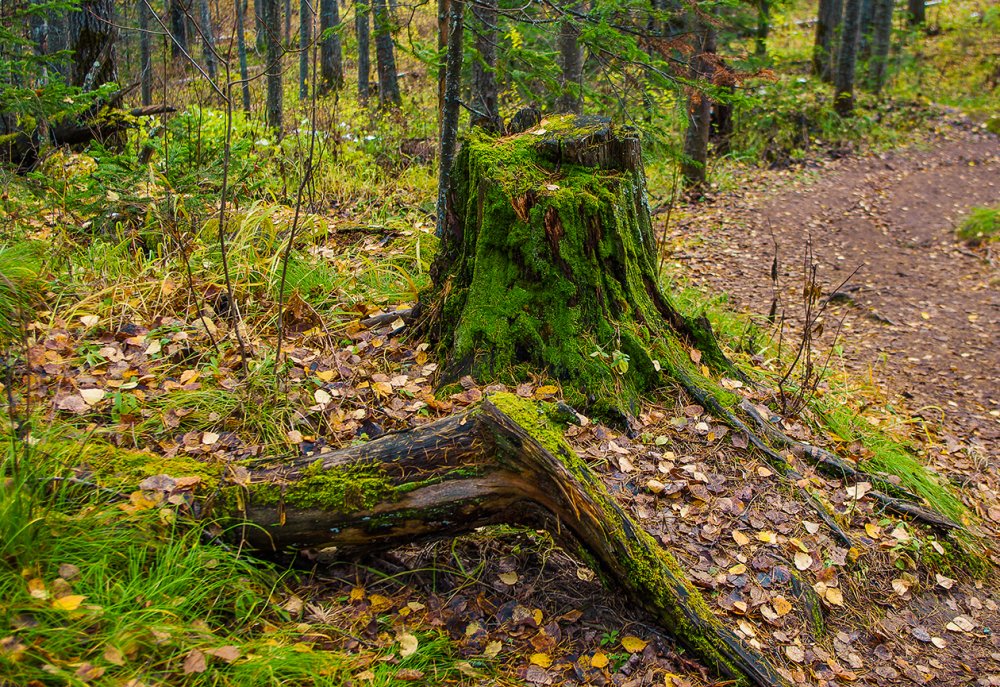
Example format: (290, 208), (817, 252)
(319, 0), (344, 92)
(170, 0), (189, 59)
(285, 0), (292, 44)
(437, 0), (450, 130)
(199, 0), (217, 81)
(117, 395), (792, 687)
(834, 0), (862, 116)
(68, 0), (117, 89)
(264, 0), (283, 129)
(556, 3), (585, 114)
(470, 0), (499, 131)
(138, 0), (152, 105)
(300, 0), (312, 100)
(254, 0), (267, 51)
(372, 0), (401, 108)
(866, 0), (893, 93)
(434, 0), (463, 238)
(812, 0), (842, 83)
(681, 25), (716, 188)
(356, 0), (371, 103)
(907, 0), (924, 25)
(857, 0), (875, 61)
(235, 0), (253, 113)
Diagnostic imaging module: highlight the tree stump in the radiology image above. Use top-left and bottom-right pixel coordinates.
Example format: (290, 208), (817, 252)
(421, 115), (731, 421)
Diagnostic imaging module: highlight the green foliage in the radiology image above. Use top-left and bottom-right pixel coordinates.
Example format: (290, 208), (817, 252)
(956, 206), (999, 244)
(0, 241), (46, 345)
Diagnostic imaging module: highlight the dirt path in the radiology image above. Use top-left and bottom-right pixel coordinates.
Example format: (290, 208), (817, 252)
(675, 125), (1000, 461)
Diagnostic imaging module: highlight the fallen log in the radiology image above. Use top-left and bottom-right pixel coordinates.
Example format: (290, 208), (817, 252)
(98, 393), (793, 687)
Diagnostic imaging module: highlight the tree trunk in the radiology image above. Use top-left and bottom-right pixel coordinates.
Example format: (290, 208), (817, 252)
(437, 0), (450, 130)
(199, 0), (217, 81)
(470, 0), (499, 131)
(866, 0), (893, 93)
(235, 0), (253, 113)
(834, 0), (862, 116)
(98, 394), (792, 687)
(285, 0), (292, 44)
(372, 0), (401, 108)
(264, 0), (283, 129)
(681, 25), (716, 189)
(423, 115), (732, 420)
(299, 0), (311, 100)
(356, 0), (371, 103)
(68, 0), (117, 89)
(907, 0), (924, 25)
(138, 0), (153, 105)
(754, 0), (769, 56)
(254, 0), (267, 51)
(857, 0), (875, 61)
(812, 0), (842, 83)
(556, 3), (585, 114)
(169, 0), (189, 59)
(319, 0), (344, 92)
(435, 0), (464, 238)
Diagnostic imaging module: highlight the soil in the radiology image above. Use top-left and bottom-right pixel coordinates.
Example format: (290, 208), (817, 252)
(675, 123), (999, 459)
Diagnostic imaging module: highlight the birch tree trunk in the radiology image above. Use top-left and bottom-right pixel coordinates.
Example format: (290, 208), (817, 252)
(471, 0), (499, 130)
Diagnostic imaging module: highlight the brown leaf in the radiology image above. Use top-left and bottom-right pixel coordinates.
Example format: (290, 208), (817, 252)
(182, 649), (207, 674)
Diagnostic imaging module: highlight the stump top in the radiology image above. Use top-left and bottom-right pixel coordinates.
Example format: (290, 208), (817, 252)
(507, 114), (643, 173)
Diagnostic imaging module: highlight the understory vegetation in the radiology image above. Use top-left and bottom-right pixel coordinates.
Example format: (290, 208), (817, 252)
(2, 0), (998, 683)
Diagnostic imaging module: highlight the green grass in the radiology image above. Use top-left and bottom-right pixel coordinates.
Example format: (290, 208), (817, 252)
(0, 422), (476, 686)
(956, 206), (1000, 244)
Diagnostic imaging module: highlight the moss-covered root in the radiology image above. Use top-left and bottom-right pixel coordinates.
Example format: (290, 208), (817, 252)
(487, 393), (793, 687)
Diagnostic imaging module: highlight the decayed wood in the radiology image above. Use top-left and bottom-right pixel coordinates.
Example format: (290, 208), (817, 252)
(223, 396), (791, 687)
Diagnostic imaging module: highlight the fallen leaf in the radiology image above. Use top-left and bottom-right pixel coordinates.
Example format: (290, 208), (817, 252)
(484, 641), (501, 658)
(79, 315), (100, 327)
(398, 633), (419, 658)
(794, 552), (813, 571)
(732, 530), (750, 546)
(530, 652), (552, 667)
(183, 650), (207, 674)
(207, 645), (241, 663)
(621, 635), (647, 653)
(79, 388), (105, 405)
(201, 432), (220, 446)
(845, 482), (871, 500)
(58, 563), (80, 580)
(773, 596), (793, 616)
(499, 571), (519, 586)
(591, 651), (609, 669)
(825, 588), (844, 606)
(785, 645), (805, 663)
(803, 521), (820, 534)
(51, 595), (85, 611)
(28, 578), (48, 599)
(314, 388), (332, 406)
(946, 616), (974, 632)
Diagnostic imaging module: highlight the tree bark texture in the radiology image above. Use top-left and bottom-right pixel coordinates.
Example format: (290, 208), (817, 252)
(138, 0), (152, 105)
(681, 25), (716, 188)
(435, 0), (464, 237)
(107, 395), (792, 687)
(866, 0), (893, 93)
(68, 0), (117, 89)
(423, 114), (732, 420)
(834, 0), (862, 116)
(812, 0), (842, 83)
(471, 0), (499, 131)
(356, 0), (371, 102)
(235, 0), (253, 113)
(169, 0), (189, 59)
(319, 0), (344, 92)
(300, 0), (312, 100)
(556, 4), (585, 114)
(199, 0), (217, 81)
(437, 0), (451, 130)
(908, 0), (924, 25)
(265, 0), (283, 129)
(372, 0), (401, 108)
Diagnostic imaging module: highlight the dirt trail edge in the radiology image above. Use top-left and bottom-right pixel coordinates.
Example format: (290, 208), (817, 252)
(676, 126), (999, 461)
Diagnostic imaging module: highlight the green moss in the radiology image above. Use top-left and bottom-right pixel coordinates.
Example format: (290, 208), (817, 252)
(956, 205), (999, 244)
(427, 116), (738, 420)
(70, 441), (225, 491)
(252, 460), (398, 511)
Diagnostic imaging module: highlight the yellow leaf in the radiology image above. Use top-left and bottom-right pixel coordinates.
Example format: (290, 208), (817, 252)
(732, 530), (750, 546)
(483, 641), (501, 658)
(27, 578), (48, 599)
(865, 522), (882, 538)
(368, 594), (391, 612)
(79, 388), (106, 405)
(534, 385), (558, 398)
(498, 571), (518, 586)
(52, 595), (86, 611)
(529, 653), (552, 668)
(825, 587), (844, 606)
(663, 673), (682, 687)
(621, 636), (647, 653)
(772, 595), (793, 616)
(315, 369), (335, 382)
(757, 530), (776, 543)
(794, 552), (813, 571)
(728, 564), (747, 575)
(591, 651), (609, 669)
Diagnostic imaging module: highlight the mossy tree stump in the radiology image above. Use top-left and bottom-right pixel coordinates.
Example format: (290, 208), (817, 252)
(422, 114), (732, 420)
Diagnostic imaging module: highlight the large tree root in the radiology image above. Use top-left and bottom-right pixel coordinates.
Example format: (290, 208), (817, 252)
(155, 393), (794, 687)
